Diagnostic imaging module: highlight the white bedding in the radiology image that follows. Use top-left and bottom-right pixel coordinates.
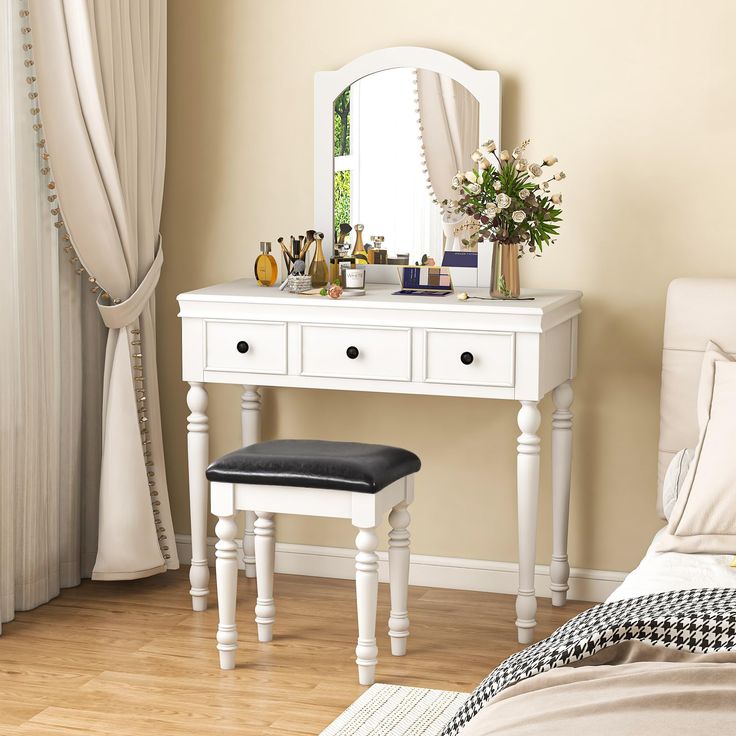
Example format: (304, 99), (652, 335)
(607, 526), (736, 603)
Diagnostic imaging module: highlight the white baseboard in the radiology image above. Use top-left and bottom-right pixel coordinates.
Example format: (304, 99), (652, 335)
(175, 534), (626, 603)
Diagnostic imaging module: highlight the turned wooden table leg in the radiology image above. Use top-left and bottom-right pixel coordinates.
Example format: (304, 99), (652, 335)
(354, 526), (379, 685)
(516, 400), (541, 644)
(551, 381), (574, 607)
(241, 386), (261, 579)
(187, 382), (210, 612)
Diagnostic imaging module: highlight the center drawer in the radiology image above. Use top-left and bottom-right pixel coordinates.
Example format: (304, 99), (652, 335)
(299, 324), (411, 381)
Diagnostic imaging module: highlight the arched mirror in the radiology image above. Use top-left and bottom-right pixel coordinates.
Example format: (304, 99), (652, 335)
(314, 47), (501, 286)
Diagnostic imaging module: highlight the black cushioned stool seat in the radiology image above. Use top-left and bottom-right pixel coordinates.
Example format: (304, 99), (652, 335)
(206, 439), (421, 494)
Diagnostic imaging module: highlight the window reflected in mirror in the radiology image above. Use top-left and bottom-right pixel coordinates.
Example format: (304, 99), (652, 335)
(332, 68), (480, 266)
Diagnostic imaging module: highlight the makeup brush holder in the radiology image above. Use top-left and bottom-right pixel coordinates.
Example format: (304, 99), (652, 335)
(286, 274), (313, 293)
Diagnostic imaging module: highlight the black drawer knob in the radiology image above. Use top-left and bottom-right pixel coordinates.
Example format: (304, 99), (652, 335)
(346, 345), (359, 360)
(460, 351), (474, 365)
(236, 341), (249, 354)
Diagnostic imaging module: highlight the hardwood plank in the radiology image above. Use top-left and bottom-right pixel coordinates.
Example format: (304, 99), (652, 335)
(0, 568), (590, 734)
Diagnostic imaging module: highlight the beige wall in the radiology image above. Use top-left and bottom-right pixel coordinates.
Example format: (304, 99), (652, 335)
(159, 0), (736, 574)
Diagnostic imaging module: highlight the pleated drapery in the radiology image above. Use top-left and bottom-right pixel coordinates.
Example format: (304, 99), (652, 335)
(416, 69), (480, 210)
(29, 0), (178, 580)
(0, 0), (105, 627)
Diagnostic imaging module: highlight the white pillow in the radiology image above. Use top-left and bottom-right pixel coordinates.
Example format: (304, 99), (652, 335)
(657, 341), (736, 553)
(662, 448), (694, 520)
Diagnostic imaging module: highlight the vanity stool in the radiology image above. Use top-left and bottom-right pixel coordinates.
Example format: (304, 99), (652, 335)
(206, 439), (420, 685)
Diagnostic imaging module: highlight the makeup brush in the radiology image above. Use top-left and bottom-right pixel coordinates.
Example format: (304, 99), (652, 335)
(290, 236), (301, 260)
(278, 236), (294, 268)
(300, 229), (316, 261)
(336, 223), (352, 245)
(277, 237), (294, 290)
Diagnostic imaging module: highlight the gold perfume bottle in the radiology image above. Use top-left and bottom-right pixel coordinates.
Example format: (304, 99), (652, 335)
(309, 232), (329, 288)
(352, 223), (368, 264)
(254, 241), (278, 286)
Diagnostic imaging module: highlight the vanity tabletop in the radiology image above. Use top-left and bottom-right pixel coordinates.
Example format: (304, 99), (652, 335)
(178, 278), (582, 315)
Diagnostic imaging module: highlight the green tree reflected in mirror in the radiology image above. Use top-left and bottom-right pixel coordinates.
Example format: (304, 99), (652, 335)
(333, 88), (351, 236)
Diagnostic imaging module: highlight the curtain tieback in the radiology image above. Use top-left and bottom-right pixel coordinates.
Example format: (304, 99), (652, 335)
(97, 237), (164, 330)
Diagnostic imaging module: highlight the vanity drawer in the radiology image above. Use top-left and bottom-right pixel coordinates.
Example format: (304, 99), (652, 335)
(205, 320), (287, 374)
(299, 324), (411, 381)
(424, 329), (514, 387)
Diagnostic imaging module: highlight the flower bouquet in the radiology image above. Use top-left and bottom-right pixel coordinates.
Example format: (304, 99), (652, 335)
(442, 139), (565, 298)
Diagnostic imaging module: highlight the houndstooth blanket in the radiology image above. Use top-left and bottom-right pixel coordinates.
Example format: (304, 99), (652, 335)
(440, 587), (736, 736)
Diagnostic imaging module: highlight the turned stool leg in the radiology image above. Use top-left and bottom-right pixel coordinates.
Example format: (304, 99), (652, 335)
(388, 502), (411, 656)
(254, 511), (276, 642)
(354, 526), (379, 685)
(215, 515), (239, 669)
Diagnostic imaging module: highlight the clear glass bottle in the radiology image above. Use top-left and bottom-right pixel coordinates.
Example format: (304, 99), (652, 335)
(254, 241), (278, 286)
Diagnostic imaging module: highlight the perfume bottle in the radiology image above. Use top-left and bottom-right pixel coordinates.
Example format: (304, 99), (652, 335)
(371, 235), (387, 264)
(352, 224), (368, 264)
(254, 242), (278, 286)
(309, 232), (329, 287)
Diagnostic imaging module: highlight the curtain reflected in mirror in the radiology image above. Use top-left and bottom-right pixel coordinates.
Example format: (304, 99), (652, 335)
(333, 68), (479, 266)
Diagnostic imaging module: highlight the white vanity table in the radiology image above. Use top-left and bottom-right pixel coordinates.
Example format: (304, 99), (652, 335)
(178, 280), (581, 643)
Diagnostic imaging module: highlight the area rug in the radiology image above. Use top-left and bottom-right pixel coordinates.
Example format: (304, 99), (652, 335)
(320, 684), (468, 736)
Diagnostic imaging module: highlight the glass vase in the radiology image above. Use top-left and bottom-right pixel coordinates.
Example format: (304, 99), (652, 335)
(490, 242), (520, 298)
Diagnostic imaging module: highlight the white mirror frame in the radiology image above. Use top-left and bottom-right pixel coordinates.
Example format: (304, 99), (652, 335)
(314, 46), (501, 287)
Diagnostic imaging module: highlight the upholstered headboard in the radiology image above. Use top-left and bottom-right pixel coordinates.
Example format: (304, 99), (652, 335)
(657, 278), (736, 517)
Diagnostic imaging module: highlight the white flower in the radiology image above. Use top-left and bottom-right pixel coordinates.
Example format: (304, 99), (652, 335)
(482, 139), (497, 152)
(554, 171), (566, 181)
(551, 193), (563, 204)
(528, 163), (543, 177)
(543, 155), (558, 166)
(496, 193), (511, 209)
(471, 149), (484, 162)
(479, 158), (491, 170)
(515, 159), (528, 172)
(467, 182), (481, 194)
(465, 170), (477, 183)
(512, 147), (524, 159)
(493, 180), (502, 191)
(485, 202), (498, 216)
(519, 189), (530, 200)
(512, 210), (526, 223)
(499, 149), (510, 162)
(542, 181), (550, 192)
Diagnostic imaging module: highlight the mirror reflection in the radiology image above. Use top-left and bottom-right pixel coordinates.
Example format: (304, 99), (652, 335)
(333, 68), (480, 266)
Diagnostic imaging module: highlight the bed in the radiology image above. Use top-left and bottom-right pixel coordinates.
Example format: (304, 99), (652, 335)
(440, 279), (736, 735)
(607, 527), (736, 603)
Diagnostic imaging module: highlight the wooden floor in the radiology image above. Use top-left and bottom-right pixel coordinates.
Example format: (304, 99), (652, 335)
(0, 568), (590, 735)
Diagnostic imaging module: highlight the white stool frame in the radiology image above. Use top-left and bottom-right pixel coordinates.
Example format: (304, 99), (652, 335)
(211, 474), (415, 685)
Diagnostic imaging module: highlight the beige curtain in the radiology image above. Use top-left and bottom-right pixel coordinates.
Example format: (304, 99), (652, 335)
(0, 0), (105, 627)
(416, 70), (480, 208)
(29, 0), (178, 579)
